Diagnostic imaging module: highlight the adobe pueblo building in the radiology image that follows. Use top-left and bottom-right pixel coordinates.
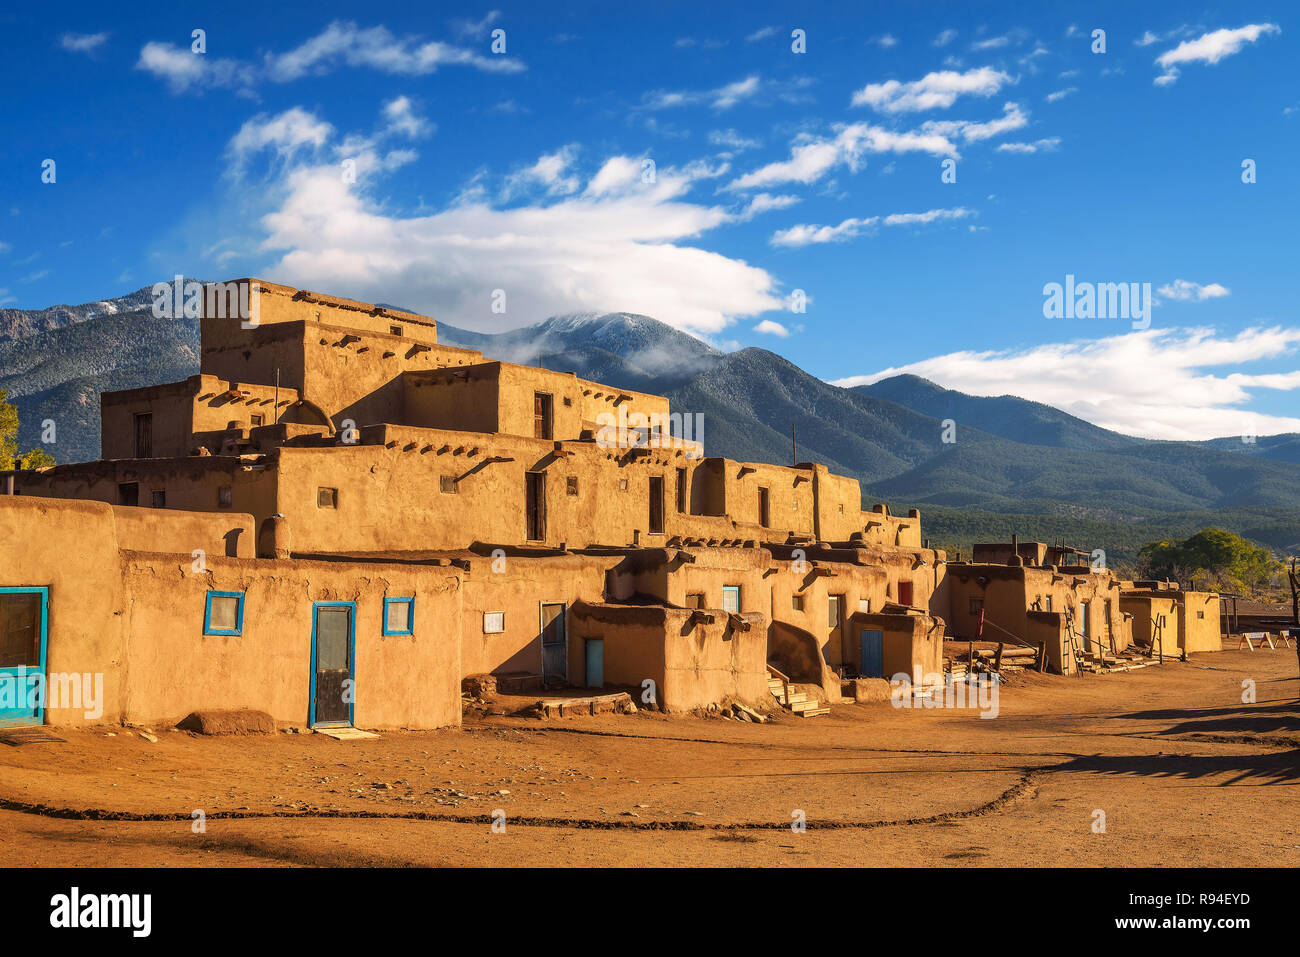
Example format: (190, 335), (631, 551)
(0, 279), (1218, 730)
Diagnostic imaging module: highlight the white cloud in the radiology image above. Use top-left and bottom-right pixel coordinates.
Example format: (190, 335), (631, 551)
(919, 102), (1029, 143)
(1153, 23), (1280, 85)
(136, 41), (255, 93)
(1157, 279), (1230, 302)
(381, 96), (432, 138)
(226, 107), (334, 171)
(223, 109), (784, 335)
(972, 35), (1011, 51)
(770, 207), (972, 247)
(709, 129), (761, 151)
(832, 326), (1300, 440)
(503, 145), (581, 199)
(851, 67), (1013, 112)
(60, 32), (109, 54)
(643, 75), (761, 111)
(934, 29), (958, 47)
(996, 137), (1061, 153)
(1045, 87), (1077, 102)
(872, 34), (899, 48)
(449, 10), (502, 40)
(139, 20), (524, 94)
(267, 20), (524, 81)
(754, 319), (789, 336)
(729, 122), (958, 190)
(746, 26), (777, 43)
(740, 193), (800, 219)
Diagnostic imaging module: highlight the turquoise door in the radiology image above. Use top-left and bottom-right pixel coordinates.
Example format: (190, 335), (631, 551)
(0, 587), (49, 727)
(584, 639), (604, 689)
(860, 629), (884, 679)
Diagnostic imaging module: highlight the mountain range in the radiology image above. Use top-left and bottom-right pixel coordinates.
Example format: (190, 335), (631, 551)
(2, 283), (1297, 558)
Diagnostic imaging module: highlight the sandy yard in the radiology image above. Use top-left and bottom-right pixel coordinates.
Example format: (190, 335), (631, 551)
(1, 647), (1297, 868)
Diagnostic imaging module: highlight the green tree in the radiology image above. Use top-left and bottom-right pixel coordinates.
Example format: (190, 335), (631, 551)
(1139, 527), (1279, 592)
(0, 389), (56, 471)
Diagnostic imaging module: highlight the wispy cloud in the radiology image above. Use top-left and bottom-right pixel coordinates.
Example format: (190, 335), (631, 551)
(933, 29), (958, 47)
(851, 66), (1013, 112)
(728, 122), (958, 190)
(745, 26), (777, 43)
(770, 207), (973, 247)
(138, 20), (525, 94)
(1157, 279), (1230, 302)
(996, 137), (1061, 154)
(60, 32), (109, 54)
(1045, 87), (1077, 102)
(833, 325), (1300, 439)
(1153, 23), (1280, 85)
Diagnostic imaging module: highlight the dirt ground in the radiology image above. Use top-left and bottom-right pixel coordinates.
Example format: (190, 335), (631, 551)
(2, 647), (1297, 867)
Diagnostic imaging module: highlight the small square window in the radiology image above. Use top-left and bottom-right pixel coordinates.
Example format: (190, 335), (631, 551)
(1197, 610), (1205, 619)
(685, 593), (706, 609)
(567, 476), (579, 495)
(563, 396), (573, 406)
(619, 479), (628, 491)
(483, 611), (505, 634)
(858, 599), (871, 614)
(440, 475), (458, 494)
(390, 325), (403, 336)
(969, 598), (983, 614)
(384, 597), (415, 636)
(118, 482), (139, 507)
(791, 594), (805, 611)
(250, 414), (264, 427)
(722, 586), (740, 614)
(204, 591), (244, 636)
(151, 489), (166, 508)
(217, 486), (233, 508)
(838, 503), (844, 513)
(317, 487), (338, 508)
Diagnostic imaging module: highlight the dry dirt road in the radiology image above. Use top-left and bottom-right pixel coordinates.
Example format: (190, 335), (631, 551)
(1, 648), (1297, 867)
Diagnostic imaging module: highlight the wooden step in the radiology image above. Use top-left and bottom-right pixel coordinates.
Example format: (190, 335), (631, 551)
(789, 698), (823, 712)
(797, 708), (830, 718)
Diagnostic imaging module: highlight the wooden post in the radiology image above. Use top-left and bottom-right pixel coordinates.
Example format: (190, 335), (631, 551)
(994, 642), (1004, 674)
(1037, 641), (1047, 672)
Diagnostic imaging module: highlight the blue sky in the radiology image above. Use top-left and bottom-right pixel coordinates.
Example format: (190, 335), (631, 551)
(2, 1), (1297, 440)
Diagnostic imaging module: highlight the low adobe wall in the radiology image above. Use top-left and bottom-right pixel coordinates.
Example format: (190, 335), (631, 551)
(569, 601), (768, 712)
(111, 504), (255, 558)
(119, 552), (463, 729)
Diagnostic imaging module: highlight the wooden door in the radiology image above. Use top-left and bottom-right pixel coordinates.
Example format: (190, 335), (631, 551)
(541, 602), (567, 684)
(311, 603), (354, 727)
(0, 588), (48, 727)
(860, 629), (884, 679)
(584, 639), (604, 689)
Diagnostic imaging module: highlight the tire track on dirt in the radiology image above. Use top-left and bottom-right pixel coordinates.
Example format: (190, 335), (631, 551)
(0, 766), (1049, 831)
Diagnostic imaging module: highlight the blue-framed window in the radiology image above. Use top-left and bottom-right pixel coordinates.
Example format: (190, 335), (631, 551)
(203, 591), (245, 636)
(383, 596), (415, 636)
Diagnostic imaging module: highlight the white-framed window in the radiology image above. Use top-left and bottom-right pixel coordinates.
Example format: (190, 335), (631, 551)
(483, 611), (506, 634)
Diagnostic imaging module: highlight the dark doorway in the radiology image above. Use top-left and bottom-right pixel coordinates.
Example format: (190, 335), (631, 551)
(897, 580), (915, 607)
(648, 476), (664, 534)
(758, 486), (771, 527)
(134, 412), (152, 458)
(526, 471), (546, 541)
(533, 392), (553, 439)
(118, 482), (139, 507)
(676, 467), (687, 513)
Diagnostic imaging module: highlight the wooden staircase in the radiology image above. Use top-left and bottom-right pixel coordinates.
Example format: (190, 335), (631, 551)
(767, 666), (829, 717)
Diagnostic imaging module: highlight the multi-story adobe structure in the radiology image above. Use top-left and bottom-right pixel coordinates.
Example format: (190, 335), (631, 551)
(0, 279), (1216, 730)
